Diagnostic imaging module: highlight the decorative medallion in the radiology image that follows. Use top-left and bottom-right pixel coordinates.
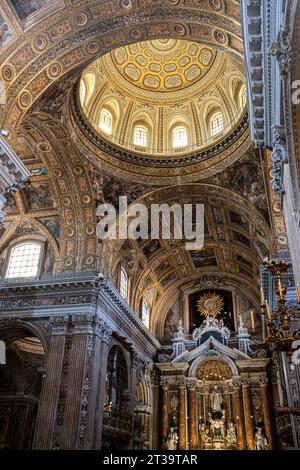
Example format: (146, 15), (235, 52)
(2, 64), (15, 82)
(74, 12), (89, 27)
(34, 35), (48, 52)
(197, 292), (224, 317)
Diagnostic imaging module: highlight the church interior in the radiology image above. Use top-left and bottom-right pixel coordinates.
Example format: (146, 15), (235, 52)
(0, 0), (300, 451)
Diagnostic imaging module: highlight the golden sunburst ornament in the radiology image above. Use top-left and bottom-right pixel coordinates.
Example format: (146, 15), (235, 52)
(197, 292), (224, 317)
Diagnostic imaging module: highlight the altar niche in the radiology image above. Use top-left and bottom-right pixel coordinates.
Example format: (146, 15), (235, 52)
(196, 359), (237, 450)
(189, 289), (234, 333)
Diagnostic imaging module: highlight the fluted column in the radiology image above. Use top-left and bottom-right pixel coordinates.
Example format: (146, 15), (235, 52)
(188, 383), (197, 450)
(161, 383), (169, 449)
(233, 385), (246, 450)
(204, 387), (209, 423)
(32, 316), (68, 449)
(178, 382), (187, 450)
(260, 377), (274, 449)
(223, 388), (231, 428)
(151, 370), (159, 450)
(93, 320), (112, 449)
(242, 381), (255, 450)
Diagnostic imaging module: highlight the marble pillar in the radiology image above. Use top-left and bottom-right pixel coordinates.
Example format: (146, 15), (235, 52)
(161, 383), (169, 449)
(260, 378), (274, 449)
(32, 317), (68, 449)
(93, 322), (112, 449)
(242, 382), (255, 450)
(178, 383), (187, 450)
(233, 386), (246, 450)
(188, 384), (197, 449)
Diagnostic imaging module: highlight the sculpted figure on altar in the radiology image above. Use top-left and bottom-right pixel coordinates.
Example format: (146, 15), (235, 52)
(254, 428), (268, 450)
(210, 386), (223, 412)
(208, 410), (226, 441)
(199, 423), (211, 446)
(166, 427), (179, 450)
(226, 422), (237, 445)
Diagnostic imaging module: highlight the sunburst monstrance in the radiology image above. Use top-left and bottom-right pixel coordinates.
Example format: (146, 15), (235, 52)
(197, 292), (224, 317)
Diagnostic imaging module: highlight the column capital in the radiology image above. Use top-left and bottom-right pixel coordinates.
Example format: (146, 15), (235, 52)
(49, 316), (69, 335)
(160, 382), (169, 392)
(72, 314), (94, 334)
(177, 379), (186, 390)
(259, 376), (269, 386)
(95, 318), (112, 343)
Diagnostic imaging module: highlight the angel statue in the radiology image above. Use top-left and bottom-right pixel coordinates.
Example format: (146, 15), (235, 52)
(226, 422), (237, 445)
(166, 427), (179, 450)
(254, 428), (268, 450)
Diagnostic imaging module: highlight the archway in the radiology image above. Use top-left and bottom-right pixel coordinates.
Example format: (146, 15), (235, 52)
(0, 322), (47, 449)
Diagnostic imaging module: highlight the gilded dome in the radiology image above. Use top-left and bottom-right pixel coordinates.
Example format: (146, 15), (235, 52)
(75, 38), (248, 181)
(110, 39), (217, 92)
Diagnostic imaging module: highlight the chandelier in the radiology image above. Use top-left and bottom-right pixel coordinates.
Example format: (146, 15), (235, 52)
(259, 259), (300, 352)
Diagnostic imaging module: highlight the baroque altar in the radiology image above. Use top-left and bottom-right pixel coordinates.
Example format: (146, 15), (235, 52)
(156, 314), (273, 450)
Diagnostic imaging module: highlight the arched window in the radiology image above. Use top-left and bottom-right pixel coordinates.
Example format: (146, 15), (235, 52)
(211, 113), (224, 136)
(172, 126), (188, 148)
(133, 126), (148, 147)
(119, 266), (128, 300)
(241, 87), (247, 107)
(100, 109), (113, 135)
(141, 299), (150, 329)
(5, 242), (42, 279)
(79, 80), (86, 105)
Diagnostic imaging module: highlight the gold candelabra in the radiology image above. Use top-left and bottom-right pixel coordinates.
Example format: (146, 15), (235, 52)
(258, 259), (300, 352)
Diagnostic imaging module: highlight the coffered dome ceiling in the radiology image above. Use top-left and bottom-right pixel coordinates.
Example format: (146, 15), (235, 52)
(110, 39), (217, 92)
(73, 38), (248, 184)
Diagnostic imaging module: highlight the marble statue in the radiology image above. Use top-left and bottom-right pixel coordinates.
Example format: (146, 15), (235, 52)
(226, 422), (237, 445)
(254, 428), (268, 450)
(210, 387), (223, 412)
(199, 423), (211, 446)
(166, 428), (179, 450)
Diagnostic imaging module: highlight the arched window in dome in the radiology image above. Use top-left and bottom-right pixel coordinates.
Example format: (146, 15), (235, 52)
(133, 125), (148, 147)
(79, 80), (86, 105)
(240, 86), (247, 107)
(141, 299), (150, 329)
(119, 266), (129, 300)
(5, 242), (42, 279)
(99, 109), (113, 135)
(211, 112), (224, 136)
(172, 126), (188, 148)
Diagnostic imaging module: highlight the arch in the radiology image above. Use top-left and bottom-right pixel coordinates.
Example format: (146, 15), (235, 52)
(0, 320), (49, 358)
(105, 345), (129, 411)
(189, 353), (239, 378)
(0, 2), (244, 136)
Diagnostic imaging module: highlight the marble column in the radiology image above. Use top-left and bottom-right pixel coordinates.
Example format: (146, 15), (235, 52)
(93, 321), (112, 449)
(32, 316), (68, 449)
(178, 382), (187, 450)
(260, 378), (274, 449)
(161, 383), (169, 449)
(233, 386), (246, 450)
(188, 383), (197, 450)
(242, 381), (255, 450)
(151, 370), (159, 450)
(223, 389), (231, 428)
(204, 388), (209, 423)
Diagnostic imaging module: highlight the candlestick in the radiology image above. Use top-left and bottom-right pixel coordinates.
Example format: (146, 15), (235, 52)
(260, 288), (265, 303)
(265, 300), (271, 321)
(250, 310), (255, 331)
(277, 277), (284, 300)
(297, 285), (300, 303)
